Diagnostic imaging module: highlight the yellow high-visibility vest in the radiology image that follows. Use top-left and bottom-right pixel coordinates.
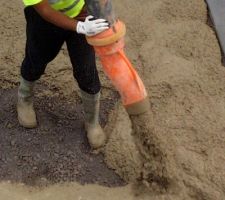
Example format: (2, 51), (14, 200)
(23, 0), (85, 18)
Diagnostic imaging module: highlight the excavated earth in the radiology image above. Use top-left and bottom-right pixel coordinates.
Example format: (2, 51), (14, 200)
(0, 0), (225, 199)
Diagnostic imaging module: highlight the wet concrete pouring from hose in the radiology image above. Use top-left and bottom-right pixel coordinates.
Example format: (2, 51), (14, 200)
(130, 110), (170, 192)
(0, 88), (125, 187)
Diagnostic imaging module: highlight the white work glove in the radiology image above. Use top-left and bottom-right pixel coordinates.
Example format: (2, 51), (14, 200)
(76, 15), (109, 36)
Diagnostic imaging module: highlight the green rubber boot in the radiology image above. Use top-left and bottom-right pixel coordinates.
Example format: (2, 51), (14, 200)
(81, 90), (106, 149)
(17, 77), (37, 128)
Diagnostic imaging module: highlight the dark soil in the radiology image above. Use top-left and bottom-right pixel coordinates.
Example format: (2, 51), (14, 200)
(0, 87), (125, 187)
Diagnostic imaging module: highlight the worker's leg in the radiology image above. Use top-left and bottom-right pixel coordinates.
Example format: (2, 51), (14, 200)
(66, 33), (106, 149)
(21, 7), (65, 81)
(18, 7), (65, 128)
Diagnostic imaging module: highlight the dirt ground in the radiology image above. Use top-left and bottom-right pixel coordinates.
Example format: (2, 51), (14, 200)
(1, 0), (225, 199)
(0, 88), (125, 186)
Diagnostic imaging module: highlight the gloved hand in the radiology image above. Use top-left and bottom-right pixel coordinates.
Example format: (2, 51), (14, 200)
(76, 15), (109, 36)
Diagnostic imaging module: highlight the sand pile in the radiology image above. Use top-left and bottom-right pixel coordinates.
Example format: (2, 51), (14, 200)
(0, 0), (225, 199)
(104, 0), (225, 199)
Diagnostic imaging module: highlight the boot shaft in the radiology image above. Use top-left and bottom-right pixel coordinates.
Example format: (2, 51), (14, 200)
(81, 90), (100, 126)
(18, 77), (35, 101)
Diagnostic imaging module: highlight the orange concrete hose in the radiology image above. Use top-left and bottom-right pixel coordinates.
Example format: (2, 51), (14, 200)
(86, 20), (149, 115)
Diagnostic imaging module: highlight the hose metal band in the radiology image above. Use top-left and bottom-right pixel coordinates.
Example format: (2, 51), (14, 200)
(125, 97), (150, 115)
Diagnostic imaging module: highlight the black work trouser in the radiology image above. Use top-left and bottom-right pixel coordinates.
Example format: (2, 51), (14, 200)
(21, 7), (101, 94)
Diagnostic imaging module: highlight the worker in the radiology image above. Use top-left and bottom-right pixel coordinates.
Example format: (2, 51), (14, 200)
(18, 0), (109, 149)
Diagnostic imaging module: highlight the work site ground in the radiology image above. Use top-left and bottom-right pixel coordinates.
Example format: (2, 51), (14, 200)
(0, 0), (225, 199)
